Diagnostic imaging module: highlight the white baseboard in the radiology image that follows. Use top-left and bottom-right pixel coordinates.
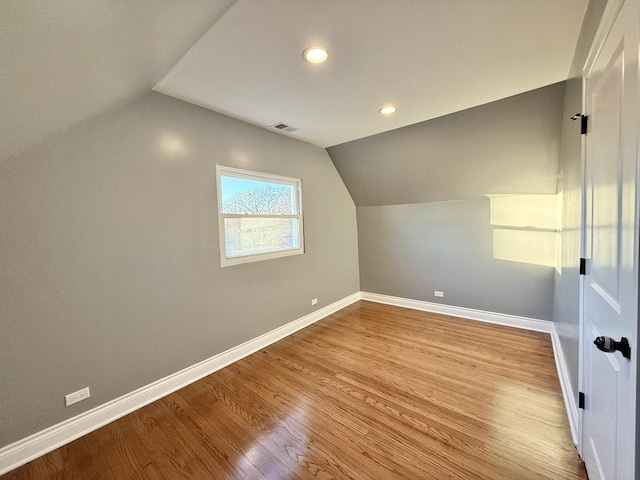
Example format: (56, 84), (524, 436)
(360, 292), (554, 333)
(360, 291), (579, 445)
(550, 326), (580, 446)
(0, 292), (360, 476)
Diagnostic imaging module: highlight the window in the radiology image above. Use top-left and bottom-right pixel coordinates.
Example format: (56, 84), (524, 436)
(216, 165), (304, 267)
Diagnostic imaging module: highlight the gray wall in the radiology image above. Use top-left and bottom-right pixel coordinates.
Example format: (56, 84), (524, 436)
(552, 0), (608, 406)
(329, 84), (565, 320)
(358, 200), (555, 319)
(0, 91), (360, 447)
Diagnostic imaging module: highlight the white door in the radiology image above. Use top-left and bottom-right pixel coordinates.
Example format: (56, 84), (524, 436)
(581, 0), (639, 479)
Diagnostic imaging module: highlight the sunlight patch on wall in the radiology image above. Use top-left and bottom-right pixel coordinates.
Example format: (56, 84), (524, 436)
(488, 194), (559, 229)
(487, 193), (562, 272)
(493, 229), (558, 267)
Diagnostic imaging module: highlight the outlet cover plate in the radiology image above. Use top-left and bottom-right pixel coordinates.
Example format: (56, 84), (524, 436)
(65, 387), (90, 407)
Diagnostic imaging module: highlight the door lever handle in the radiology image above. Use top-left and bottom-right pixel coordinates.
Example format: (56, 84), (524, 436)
(594, 336), (631, 360)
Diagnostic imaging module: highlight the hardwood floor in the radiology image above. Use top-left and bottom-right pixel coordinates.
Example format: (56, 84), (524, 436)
(2, 301), (587, 479)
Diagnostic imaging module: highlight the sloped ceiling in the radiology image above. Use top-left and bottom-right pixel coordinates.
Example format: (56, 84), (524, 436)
(2, 0), (587, 163)
(328, 83), (566, 207)
(155, 0), (587, 147)
(0, 0), (235, 162)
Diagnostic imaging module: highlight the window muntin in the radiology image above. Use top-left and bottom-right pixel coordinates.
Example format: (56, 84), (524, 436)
(217, 165), (303, 266)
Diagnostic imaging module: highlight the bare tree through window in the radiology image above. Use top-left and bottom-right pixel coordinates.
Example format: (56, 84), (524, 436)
(222, 184), (293, 215)
(217, 167), (303, 266)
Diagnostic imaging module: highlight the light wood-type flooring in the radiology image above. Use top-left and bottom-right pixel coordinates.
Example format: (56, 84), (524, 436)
(3, 301), (587, 479)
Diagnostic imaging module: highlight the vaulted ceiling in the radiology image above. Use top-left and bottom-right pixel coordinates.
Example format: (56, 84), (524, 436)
(0, 0), (234, 161)
(155, 0), (587, 147)
(1, 0), (587, 161)
(328, 82), (566, 206)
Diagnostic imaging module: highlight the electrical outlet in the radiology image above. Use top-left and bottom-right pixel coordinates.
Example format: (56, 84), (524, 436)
(311, 298), (318, 306)
(434, 291), (444, 298)
(65, 387), (90, 407)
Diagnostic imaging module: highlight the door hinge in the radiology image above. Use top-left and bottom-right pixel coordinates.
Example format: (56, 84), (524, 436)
(581, 115), (588, 134)
(578, 391), (585, 409)
(580, 258), (586, 275)
(570, 113), (588, 134)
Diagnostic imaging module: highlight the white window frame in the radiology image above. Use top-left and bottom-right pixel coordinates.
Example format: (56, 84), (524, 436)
(216, 165), (304, 267)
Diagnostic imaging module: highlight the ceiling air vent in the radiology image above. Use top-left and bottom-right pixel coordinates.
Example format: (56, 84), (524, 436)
(270, 122), (298, 133)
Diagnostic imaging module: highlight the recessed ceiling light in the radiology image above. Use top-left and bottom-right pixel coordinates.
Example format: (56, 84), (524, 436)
(303, 46), (329, 64)
(378, 105), (398, 115)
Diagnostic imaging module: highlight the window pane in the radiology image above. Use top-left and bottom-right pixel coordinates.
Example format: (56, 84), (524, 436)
(220, 175), (296, 215)
(224, 217), (300, 257)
